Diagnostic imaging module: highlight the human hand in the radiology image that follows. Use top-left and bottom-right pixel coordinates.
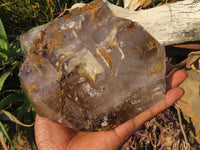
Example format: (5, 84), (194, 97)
(35, 69), (187, 150)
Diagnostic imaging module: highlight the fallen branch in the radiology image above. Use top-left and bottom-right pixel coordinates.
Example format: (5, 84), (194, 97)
(105, 0), (200, 46)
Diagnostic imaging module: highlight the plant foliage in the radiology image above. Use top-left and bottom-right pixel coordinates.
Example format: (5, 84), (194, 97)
(0, 6), (34, 149)
(0, 0), (124, 149)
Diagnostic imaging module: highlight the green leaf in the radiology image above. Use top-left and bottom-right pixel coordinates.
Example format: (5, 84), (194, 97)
(14, 100), (32, 148)
(16, 100), (31, 120)
(0, 110), (34, 127)
(9, 42), (24, 57)
(14, 100), (36, 149)
(0, 18), (8, 51)
(0, 89), (21, 97)
(0, 51), (8, 60)
(23, 110), (36, 150)
(0, 93), (27, 110)
(0, 131), (9, 150)
(0, 47), (23, 60)
(0, 122), (14, 149)
(0, 71), (11, 92)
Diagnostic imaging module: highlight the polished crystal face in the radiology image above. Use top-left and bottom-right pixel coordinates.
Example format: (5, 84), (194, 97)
(19, 0), (166, 131)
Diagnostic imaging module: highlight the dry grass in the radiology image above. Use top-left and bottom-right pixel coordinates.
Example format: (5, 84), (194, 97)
(121, 106), (200, 150)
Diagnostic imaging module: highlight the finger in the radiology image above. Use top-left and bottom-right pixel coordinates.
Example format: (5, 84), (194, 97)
(134, 87), (184, 129)
(113, 87), (184, 146)
(148, 87), (184, 116)
(166, 70), (187, 90)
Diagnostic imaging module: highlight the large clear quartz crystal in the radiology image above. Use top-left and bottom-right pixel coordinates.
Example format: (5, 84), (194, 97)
(19, 0), (166, 131)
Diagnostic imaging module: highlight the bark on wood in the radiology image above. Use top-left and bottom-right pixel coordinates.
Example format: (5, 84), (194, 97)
(105, 0), (200, 46)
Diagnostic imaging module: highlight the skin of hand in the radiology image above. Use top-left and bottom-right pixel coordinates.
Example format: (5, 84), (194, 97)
(35, 69), (187, 150)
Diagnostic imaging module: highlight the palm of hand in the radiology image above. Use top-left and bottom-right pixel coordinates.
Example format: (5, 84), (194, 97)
(35, 70), (187, 150)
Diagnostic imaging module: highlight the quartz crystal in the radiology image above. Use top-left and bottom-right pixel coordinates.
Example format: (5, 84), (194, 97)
(19, 0), (166, 131)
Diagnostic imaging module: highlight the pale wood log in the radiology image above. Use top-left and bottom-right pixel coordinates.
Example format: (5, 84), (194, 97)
(105, 0), (200, 46)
